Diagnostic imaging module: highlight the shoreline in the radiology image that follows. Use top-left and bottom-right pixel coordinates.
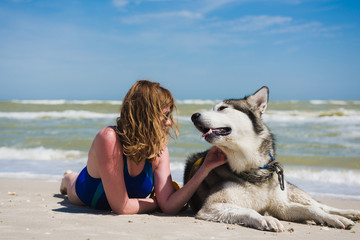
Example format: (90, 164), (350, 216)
(2, 164), (360, 202)
(1, 178), (359, 239)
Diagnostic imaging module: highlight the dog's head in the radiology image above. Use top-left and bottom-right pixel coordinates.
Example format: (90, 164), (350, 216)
(191, 86), (270, 150)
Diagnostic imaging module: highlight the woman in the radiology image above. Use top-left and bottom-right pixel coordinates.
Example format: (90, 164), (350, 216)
(60, 80), (227, 215)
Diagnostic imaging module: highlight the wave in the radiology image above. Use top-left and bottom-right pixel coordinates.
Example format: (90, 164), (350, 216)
(169, 163), (360, 187)
(1, 153), (359, 199)
(176, 99), (220, 105)
(308, 192), (360, 201)
(0, 172), (63, 182)
(12, 100), (122, 105)
(0, 147), (87, 161)
(9, 99), (360, 107)
(309, 100), (360, 105)
(310, 100), (347, 105)
(2, 108), (359, 122)
(264, 109), (360, 123)
(286, 168), (360, 186)
(11, 99), (218, 105)
(0, 110), (118, 120)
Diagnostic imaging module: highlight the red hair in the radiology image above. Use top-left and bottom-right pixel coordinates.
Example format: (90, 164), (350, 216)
(116, 80), (178, 163)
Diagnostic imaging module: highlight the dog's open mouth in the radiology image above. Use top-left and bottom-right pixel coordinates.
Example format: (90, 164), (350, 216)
(200, 127), (232, 138)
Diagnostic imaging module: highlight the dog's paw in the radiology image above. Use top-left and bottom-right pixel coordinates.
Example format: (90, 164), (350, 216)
(321, 215), (355, 230)
(244, 216), (285, 232)
(263, 216), (285, 232)
(342, 210), (360, 221)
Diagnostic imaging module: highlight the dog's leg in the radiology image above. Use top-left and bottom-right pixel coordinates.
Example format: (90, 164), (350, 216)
(286, 182), (359, 226)
(316, 202), (360, 221)
(278, 202), (355, 229)
(196, 203), (285, 232)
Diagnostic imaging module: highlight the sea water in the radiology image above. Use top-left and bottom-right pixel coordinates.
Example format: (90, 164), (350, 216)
(0, 99), (359, 200)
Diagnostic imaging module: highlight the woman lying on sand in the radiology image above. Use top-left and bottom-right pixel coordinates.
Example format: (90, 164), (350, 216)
(60, 80), (227, 214)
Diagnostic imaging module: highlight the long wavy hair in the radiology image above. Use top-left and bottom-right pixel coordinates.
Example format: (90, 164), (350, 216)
(116, 80), (179, 164)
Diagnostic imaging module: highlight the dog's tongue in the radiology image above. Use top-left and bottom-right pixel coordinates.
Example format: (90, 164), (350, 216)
(202, 129), (220, 138)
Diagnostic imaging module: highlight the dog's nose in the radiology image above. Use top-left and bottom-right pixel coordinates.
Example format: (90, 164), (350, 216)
(191, 112), (201, 122)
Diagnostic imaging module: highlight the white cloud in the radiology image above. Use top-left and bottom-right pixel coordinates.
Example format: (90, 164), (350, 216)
(10, 0), (32, 2)
(112, 0), (129, 8)
(268, 21), (322, 34)
(116, 0), (234, 23)
(266, 21), (343, 37)
(199, 0), (303, 14)
(230, 15), (293, 32)
(121, 10), (203, 24)
(200, 0), (239, 14)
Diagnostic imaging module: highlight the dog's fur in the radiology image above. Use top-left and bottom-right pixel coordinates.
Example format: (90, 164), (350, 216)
(184, 86), (360, 232)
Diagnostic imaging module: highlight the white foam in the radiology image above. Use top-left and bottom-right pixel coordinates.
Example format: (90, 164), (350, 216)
(171, 163), (360, 197)
(263, 109), (360, 124)
(308, 192), (360, 201)
(170, 161), (186, 171)
(12, 100), (122, 105)
(176, 99), (220, 105)
(329, 100), (347, 105)
(286, 168), (360, 186)
(13, 100), (68, 105)
(172, 161), (360, 184)
(170, 162), (360, 186)
(0, 172), (62, 182)
(9, 99), (357, 107)
(0, 110), (118, 120)
(310, 100), (327, 105)
(0, 147), (87, 161)
(69, 100), (122, 105)
(310, 100), (347, 105)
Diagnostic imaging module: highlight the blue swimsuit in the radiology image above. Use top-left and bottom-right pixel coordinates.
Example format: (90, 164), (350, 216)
(75, 155), (154, 210)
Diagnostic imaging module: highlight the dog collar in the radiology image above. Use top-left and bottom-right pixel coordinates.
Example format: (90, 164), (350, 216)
(190, 152), (285, 191)
(259, 153), (285, 191)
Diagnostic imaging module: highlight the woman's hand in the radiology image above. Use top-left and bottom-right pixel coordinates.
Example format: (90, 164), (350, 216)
(153, 146), (226, 215)
(202, 147), (227, 171)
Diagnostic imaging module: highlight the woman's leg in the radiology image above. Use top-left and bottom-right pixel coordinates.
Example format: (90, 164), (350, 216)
(60, 170), (84, 205)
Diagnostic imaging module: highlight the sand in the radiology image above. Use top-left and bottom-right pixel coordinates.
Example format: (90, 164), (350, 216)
(1, 178), (359, 240)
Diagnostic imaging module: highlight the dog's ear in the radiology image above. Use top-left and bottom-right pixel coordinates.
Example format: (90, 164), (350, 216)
(247, 86), (269, 114)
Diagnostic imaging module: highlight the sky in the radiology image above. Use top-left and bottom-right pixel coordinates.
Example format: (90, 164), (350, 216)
(0, 0), (359, 101)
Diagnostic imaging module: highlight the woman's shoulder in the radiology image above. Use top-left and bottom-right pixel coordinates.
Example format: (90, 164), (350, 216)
(87, 126), (123, 174)
(93, 126), (121, 150)
(97, 126), (117, 139)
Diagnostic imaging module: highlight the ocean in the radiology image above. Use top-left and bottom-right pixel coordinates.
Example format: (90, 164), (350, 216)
(1, 99), (360, 201)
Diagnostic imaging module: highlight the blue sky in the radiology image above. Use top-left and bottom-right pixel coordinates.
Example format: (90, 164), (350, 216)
(0, 0), (359, 100)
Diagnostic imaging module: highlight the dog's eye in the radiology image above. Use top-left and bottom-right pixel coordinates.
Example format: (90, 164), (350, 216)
(218, 106), (228, 111)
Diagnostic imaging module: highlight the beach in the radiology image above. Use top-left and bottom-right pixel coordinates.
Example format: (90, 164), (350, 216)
(1, 99), (360, 239)
(1, 178), (359, 240)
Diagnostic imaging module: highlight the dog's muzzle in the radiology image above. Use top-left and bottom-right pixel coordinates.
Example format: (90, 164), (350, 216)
(191, 113), (232, 139)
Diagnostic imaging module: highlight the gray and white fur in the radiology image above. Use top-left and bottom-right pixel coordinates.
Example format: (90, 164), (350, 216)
(183, 86), (360, 232)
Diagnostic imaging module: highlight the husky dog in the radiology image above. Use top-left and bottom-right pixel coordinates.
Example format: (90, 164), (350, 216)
(183, 86), (360, 232)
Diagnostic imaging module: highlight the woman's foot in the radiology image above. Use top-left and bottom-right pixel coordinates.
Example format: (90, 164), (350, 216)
(60, 170), (73, 195)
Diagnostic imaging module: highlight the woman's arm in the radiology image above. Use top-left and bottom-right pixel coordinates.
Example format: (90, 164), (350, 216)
(153, 146), (227, 215)
(92, 127), (158, 214)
